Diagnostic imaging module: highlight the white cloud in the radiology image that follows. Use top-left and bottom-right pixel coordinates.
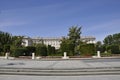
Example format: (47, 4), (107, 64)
(83, 19), (120, 41)
(0, 21), (27, 28)
(86, 19), (120, 32)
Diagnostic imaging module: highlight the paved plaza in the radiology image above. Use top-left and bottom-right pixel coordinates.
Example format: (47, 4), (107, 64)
(0, 58), (120, 69)
(0, 58), (120, 80)
(0, 75), (120, 80)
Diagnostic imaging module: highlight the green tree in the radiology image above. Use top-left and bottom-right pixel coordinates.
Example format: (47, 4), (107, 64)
(60, 26), (82, 56)
(68, 26), (82, 55)
(12, 48), (26, 57)
(4, 45), (10, 53)
(111, 45), (120, 54)
(103, 35), (113, 45)
(47, 45), (56, 56)
(79, 44), (95, 56)
(47, 45), (52, 55)
(36, 44), (47, 56)
(60, 37), (76, 56)
(103, 33), (120, 46)
(25, 46), (36, 56)
(12, 36), (23, 48)
(60, 37), (69, 53)
(103, 33), (120, 54)
(0, 31), (12, 46)
(95, 41), (105, 52)
(0, 31), (12, 54)
(10, 36), (24, 56)
(113, 33), (120, 45)
(68, 26), (81, 40)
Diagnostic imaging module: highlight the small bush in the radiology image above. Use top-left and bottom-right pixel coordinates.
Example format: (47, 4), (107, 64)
(12, 48), (26, 57)
(111, 45), (120, 54)
(79, 44), (95, 56)
(25, 46), (36, 56)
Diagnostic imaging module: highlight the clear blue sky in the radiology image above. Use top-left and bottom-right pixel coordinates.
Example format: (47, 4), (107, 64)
(0, 0), (120, 41)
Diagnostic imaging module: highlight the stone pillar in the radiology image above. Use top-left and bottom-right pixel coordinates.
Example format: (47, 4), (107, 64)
(32, 53), (35, 59)
(64, 52), (67, 58)
(62, 52), (69, 59)
(97, 51), (101, 58)
(5, 52), (9, 59)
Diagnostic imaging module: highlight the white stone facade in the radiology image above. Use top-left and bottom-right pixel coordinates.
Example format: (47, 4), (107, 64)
(22, 36), (96, 49)
(81, 36), (96, 44)
(32, 37), (61, 49)
(22, 36), (33, 47)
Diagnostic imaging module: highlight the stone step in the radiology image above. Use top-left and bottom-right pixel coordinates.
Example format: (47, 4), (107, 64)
(0, 67), (120, 76)
(0, 71), (120, 76)
(0, 68), (120, 72)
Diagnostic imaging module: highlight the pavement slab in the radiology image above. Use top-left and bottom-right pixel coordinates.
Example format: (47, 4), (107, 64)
(0, 75), (120, 80)
(0, 58), (120, 69)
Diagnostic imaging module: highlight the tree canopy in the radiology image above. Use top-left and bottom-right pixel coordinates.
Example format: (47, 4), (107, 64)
(103, 33), (120, 54)
(60, 25), (82, 55)
(0, 31), (12, 53)
(68, 26), (81, 42)
(103, 33), (120, 45)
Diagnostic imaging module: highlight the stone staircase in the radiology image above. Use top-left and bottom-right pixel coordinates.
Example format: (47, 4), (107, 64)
(0, 67), (120, 76)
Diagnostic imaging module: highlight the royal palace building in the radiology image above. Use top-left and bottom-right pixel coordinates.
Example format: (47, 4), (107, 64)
(22, 36), (96, 49)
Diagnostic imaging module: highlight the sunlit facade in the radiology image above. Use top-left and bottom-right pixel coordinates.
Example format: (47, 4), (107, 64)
(22, 36), (96, 49)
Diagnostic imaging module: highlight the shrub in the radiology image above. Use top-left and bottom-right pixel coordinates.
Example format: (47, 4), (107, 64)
(12, 48), (26, 57)
(111, 45), (120, 54)
(25, 46), (36, 56)
(4, 45), (10, 53)
(36, 44), (47, 56)
(79, 44), (95, 56)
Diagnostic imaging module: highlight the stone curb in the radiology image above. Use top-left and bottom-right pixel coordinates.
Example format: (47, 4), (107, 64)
(0, 70), (120, 76)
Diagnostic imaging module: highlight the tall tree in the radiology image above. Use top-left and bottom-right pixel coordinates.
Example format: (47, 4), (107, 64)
(0, 31), (12, 53)
(103, 33), (120, 54)
(103, 35), (113, 45)
(68, 26), (81, 42)
(103, 33), (120, 45)
(47, 45), (56, 55)
(12, 36), (23, 48)
(36, 44), (47, 56)
(60, 26), (82, 56)
(60, 37), (75, 56)
(68, 26), (82, 55)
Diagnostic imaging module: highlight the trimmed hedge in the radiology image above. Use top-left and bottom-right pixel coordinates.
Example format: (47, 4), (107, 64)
(12, 48), (26, 57)
(111, 45), (120, 54)
(79, 44), (95, 56)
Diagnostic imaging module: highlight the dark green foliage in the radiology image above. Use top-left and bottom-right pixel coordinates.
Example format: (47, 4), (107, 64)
(39, 46), (47, 56)
(12, 48), (26, 57)
(60, 26), (82, 56)
(68, 26), (81, 41)
(103, 33), (120, 45)
(103, 33), (120, 54)
(99, 45), (106, 53)
(103, 35), (113, 45)
(79, 44), (95, 56)
(95, 41), (106, 53)
(36, 44), (47, 56)
(0, 31), (12, 53)
(0, 31), (12, 45)
(60, 38), (69, 53)
(4, 45), (10, 53)
(25, 46), (36, 56)
(12, 36), (23, 48)
(51, 46), (56, 55)
(47, 45), (52, 55)
(67, 26), (82, 55)
(0, 47), (2, 54)
(111, 45), (120, 54)
(60, 38), (75, 56)
(47, 45), (56, 56)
